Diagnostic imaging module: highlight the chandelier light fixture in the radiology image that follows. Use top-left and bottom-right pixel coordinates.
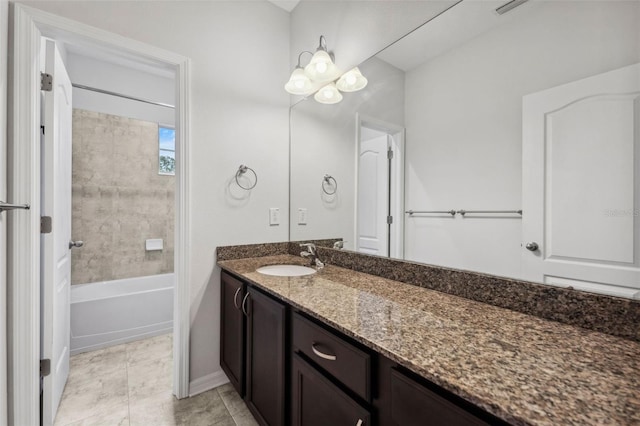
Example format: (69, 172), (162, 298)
(285, 35), (368, 104)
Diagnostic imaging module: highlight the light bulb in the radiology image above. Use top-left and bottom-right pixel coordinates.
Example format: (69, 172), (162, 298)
(285, 67), (314, 95)
(304, 50), (339, 83)
(316, 62), (328, 74)
(314, 83), (343, 104)
(336, 67), (368, 92)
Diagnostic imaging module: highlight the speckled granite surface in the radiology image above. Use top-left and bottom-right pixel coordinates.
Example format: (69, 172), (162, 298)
(310, 247), (640, 342)
(217, 242), (640, 341)
(218, 255), (640, 426)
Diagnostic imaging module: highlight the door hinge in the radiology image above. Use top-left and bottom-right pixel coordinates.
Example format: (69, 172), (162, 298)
(387, 215), (393, 225)
(41, 216), (52, 234)
(40, 72), (53, 91)
(387, 148), (394, 160)
(40, 359), (51, 377)
(40, 125), (45, 135)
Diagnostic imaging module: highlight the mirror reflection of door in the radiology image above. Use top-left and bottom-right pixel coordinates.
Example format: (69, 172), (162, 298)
(357, 119), (404, 258)
(522, 63), (640, 299)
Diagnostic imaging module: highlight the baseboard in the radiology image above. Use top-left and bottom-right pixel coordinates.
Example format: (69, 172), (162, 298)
(189, 370), (229, 397)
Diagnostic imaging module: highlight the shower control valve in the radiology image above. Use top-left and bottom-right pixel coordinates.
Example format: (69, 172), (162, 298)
(69, 240), (84, 249)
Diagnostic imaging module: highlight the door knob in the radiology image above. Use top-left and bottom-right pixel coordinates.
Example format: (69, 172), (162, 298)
(69, 240), (84, 249)
(525, 242), (539, 252)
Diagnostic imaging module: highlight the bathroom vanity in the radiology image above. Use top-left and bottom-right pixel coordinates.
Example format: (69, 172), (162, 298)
(218, 250), (640, 426)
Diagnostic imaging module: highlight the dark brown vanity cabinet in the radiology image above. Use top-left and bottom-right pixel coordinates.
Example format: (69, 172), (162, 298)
(220, 271), (507, 426)
(389, 369), (489, 426)
(220, 272), (245, 395)
(245, 286), (287, 426)
(292, 353), (371, 426)
(220, 272), (287, 426)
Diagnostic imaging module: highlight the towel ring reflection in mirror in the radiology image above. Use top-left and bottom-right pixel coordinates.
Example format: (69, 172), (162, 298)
(235, 165), (257, 190)
(322, 174), (337, 195)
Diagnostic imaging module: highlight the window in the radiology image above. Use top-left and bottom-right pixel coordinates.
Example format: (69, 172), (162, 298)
(159, 126), (176, 175)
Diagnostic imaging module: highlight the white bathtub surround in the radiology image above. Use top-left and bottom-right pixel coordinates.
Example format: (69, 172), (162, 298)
(70, 273), (174, 355)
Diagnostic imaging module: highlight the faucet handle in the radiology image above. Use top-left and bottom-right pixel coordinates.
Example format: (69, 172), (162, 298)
(299, 243), (316, 254)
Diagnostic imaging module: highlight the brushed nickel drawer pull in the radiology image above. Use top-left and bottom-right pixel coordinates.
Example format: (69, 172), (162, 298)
(233, 287), (242, 309)
(311, 343), (336, 361)
(242, 293), (250, 316)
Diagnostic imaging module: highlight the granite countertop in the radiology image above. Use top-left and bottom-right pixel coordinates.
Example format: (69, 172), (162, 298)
(218, 254), (640, 426)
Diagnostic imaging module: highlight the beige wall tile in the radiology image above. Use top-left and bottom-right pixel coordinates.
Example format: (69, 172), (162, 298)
(72, 109), (175, 285)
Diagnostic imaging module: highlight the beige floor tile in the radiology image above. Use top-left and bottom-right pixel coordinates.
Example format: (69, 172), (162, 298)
(232, 410), (259, 426)
(125, 333), (173, 366)
(129, 389), (231, 426)
(56, 406), (129, 426)
(217, 383), (249, 417)
(67, 344), (127, 386)
(54, 368), (128, 425)
(127, 355), (173, 403)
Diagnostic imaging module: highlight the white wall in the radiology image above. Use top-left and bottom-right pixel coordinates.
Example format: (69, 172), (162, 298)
(404, 0), (640, 278)
(17, 0), (291, 387)
(1, 1), (9, 423)
(66, 52), (175, 125)
(290, 57), (404, 248)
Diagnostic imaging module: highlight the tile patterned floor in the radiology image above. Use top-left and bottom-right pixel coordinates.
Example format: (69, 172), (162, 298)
(54, 334), (258, 426)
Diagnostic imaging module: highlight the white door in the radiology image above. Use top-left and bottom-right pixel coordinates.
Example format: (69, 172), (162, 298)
(357, 134), (389, 256)
(522, 63), (640, 299)
(41, 39), (73, 425)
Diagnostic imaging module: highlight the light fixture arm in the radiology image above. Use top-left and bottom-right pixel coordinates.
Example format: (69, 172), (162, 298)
(317, 35), (328, 52)
(296, 50), (314, 68)
(315, 35), (335, 62)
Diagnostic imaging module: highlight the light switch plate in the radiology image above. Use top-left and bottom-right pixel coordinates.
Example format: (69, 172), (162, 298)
(298, 208), (307, 225)
(269, 208), (280, 226)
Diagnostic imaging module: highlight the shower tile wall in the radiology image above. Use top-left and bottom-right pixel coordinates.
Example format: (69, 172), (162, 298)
(71, 109), (174, 285)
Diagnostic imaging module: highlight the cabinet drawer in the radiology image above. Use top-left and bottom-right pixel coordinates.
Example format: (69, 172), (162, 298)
(390, 368), (488, 426)
(292, 312), (371, 401)
(292, 353), (371, 426)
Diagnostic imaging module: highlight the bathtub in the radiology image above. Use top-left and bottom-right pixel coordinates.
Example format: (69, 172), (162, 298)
(70, 273), (174, 355)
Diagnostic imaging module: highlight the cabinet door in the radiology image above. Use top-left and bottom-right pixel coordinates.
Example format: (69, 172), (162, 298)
(220, 272), (245, 396)
(246, 287), (287, 426)
(292, 353), (371, 426)
(390, 369), (488, 426)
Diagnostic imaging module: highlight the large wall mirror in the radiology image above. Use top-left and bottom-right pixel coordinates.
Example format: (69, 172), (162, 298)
(289, 0), (640, 299)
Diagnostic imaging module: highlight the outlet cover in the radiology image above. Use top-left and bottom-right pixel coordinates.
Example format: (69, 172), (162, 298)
(269, 208), (280, 226)
(298, 208), (307, 225)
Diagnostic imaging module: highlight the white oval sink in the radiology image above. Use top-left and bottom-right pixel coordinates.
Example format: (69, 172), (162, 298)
(256, 264), (317, 277)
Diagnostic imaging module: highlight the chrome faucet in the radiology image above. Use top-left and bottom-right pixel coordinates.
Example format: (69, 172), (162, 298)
(300, 243), (324, 269)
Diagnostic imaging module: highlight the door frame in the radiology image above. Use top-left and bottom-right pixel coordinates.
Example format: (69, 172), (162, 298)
(8, 4), (192, 424)
(354, 113), (405, 259)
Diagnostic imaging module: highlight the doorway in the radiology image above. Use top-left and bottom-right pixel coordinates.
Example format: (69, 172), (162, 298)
(355, 114), (405, 259)
(9, 5), (191, 425)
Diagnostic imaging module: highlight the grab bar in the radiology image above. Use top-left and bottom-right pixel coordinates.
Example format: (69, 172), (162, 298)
(457, 210), (522, 216)
(406, 210), (456, 216)
(406, 209), (522, 217)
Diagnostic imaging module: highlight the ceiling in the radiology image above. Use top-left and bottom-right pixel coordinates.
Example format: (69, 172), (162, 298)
(376, 0), (535, 71)
(267, 0), (301, 12)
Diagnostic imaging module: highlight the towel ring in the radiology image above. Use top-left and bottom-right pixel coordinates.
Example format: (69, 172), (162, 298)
(322, 174), (337, 195)
(235, 165), (257, 190)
